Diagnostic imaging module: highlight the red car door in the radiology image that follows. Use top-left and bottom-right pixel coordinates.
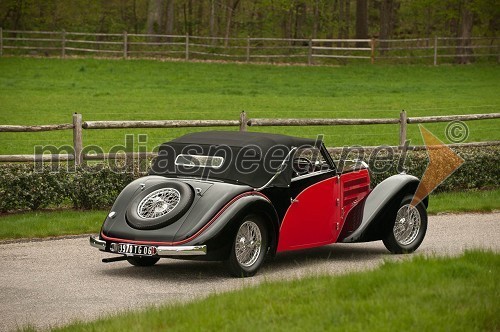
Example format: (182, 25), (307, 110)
(277, 176), (341, 252)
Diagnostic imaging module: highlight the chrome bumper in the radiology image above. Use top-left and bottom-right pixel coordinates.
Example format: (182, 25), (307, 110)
(89, 235), (207, 256)
(89, 235), (106, 250)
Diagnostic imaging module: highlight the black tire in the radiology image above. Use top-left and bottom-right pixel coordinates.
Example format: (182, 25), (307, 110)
(126, 256), (160, 267)
(383, 194), (428, 254)
(225, 215), (268, 278)
(126, 181), (194, 230)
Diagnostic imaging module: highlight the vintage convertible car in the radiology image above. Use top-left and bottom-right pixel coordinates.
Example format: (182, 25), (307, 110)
(90, 131), (428, 277)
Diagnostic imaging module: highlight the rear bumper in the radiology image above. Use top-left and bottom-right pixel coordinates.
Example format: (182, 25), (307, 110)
(89, 235), (207, 256)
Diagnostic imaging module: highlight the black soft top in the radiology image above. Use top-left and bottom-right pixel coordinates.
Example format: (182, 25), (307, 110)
(150, 131), (318, 188)
(171, 131), (315, 150)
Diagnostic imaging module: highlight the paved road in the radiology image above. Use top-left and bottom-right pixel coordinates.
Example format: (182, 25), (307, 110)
(0, 212), (498, 331)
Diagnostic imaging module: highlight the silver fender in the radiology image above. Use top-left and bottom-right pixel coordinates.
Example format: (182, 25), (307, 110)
(341, 174), (425, 243)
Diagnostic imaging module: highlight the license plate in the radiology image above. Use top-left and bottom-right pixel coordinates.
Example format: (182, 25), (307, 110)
(114, 243), (157, 256)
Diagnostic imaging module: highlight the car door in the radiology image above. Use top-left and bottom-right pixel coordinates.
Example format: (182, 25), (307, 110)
(277, 147), (341, 252)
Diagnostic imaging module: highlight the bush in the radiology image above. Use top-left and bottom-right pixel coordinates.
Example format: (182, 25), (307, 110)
(0, 145), (498, 212)
(0, 163), (141, 212)
(332, 145), (500, 192)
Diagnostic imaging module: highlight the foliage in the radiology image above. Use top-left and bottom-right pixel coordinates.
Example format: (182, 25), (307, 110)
(0, 163), (141, 212)
(0, 145), (498, 213)
(47, 250), (500, 331)
(0, 0), (497, 39)
(345, 145), (500, 191)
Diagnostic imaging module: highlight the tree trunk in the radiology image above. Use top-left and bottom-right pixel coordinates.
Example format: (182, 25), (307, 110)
(380, 0), (396, 54)
(355, 0), (368, 47)
(293, 2), (307, 40)
(165, 0), (174, 36)
(209, 0), (217, 43)
(224, 0), (241, 47)
(456, 2), (474, 64)
(146, 0), (164, 35)
(312, 0), (320, 39)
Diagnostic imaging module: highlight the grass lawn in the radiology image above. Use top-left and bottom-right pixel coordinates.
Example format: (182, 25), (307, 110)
(0, 209), (103, 240)
(0, 57), (499, 155)
(0, 189), (497, 241)
(41, 250), (498, 331)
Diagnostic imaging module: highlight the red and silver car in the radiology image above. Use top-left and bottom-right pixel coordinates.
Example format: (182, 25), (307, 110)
(90, 131), (428, 277)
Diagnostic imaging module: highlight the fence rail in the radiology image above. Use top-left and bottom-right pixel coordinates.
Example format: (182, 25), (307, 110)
(0, 111), (499, 164)
(0, 28), (498, 65)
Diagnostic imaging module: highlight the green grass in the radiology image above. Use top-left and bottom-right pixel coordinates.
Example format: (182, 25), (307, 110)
(429, 189), (500, 214)
(47, 250), (499, 331)
(0, 57), (499, 155)
(0, 209), (103, 240)
(0, 189), (497, 240)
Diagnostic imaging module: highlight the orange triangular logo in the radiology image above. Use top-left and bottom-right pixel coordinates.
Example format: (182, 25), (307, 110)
(412, 125), (464, 206)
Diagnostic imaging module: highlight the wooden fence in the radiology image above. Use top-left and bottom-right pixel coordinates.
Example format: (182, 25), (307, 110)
(1, 28), (498, 65)
(1, 111), (499, 164)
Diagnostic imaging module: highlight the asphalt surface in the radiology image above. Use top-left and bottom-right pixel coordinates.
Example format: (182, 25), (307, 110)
(0, 212), (499, 331)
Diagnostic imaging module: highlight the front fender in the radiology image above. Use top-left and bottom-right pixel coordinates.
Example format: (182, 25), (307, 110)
(341, 174), (427, 243)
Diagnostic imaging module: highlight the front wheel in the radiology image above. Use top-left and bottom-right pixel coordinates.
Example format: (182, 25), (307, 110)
(225, 215), (268, 278)
(383, 195), (427, 254)
(127, 256), (160, 266)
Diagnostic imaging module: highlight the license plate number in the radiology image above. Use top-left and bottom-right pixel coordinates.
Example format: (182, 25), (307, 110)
(116, 243), (157, 256)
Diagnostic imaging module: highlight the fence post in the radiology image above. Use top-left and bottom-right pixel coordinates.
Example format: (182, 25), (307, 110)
(308, 39), (313, 65)
(185, 34), (189, 60)
(239, 111), (248, 131)
(246, 36), (250, 63)
(433, 36), (438, 66)
(123, 31), (128, 59)
(370, 38), (376, 64)
(73, 113), (83, 166)
(0, 27), (3, 57)
(61, 29), (66, 58)
(399, 110), (407, 147)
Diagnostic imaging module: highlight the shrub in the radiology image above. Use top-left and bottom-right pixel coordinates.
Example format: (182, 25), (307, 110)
(0, 145), (498, 212)
(332, 145), (500, 192)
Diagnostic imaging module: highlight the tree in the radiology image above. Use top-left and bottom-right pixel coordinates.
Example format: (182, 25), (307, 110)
(355, 0), (368, 46)
(146, 0), (164, 34)
(224, 0), (241, 47)
(165, 0), (174, 36)
(379, 0), (399, 54)
(456, 0), (474, 64)
(338, 0), (351, 39)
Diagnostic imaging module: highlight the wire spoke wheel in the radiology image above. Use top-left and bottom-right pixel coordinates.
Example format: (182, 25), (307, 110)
(393, 204), (421, 246)
(235, 220), (262, 267)
(226, 215), (268, 277)
(383, 195), (428, 254)
(137, 188), (180, 219)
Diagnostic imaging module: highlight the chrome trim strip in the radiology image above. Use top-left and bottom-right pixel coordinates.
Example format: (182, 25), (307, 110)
(156, 245), (207, 256)
(89, 235), (106, 250)
(255, 146), (298, 191)
(291, 169), (335, 182)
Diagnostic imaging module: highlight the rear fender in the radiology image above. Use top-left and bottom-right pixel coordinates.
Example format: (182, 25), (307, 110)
(189, 194), (279, 258)
(341, 174), (428, 243)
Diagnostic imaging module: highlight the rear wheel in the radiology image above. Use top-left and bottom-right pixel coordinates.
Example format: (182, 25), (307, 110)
(127, 256), (160, 267)
(225, 215), (268, 277)
(383, 195), (427, 254)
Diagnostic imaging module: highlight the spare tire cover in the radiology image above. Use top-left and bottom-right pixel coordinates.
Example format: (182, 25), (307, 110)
(126, 181), (194, 230)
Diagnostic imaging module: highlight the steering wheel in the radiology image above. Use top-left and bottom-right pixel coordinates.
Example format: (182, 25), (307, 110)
(293, 157), (314, 176)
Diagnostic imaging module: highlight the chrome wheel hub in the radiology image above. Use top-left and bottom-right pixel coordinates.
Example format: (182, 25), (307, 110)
(235, 221), (262, 267)
(393, 204), (421, 246)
